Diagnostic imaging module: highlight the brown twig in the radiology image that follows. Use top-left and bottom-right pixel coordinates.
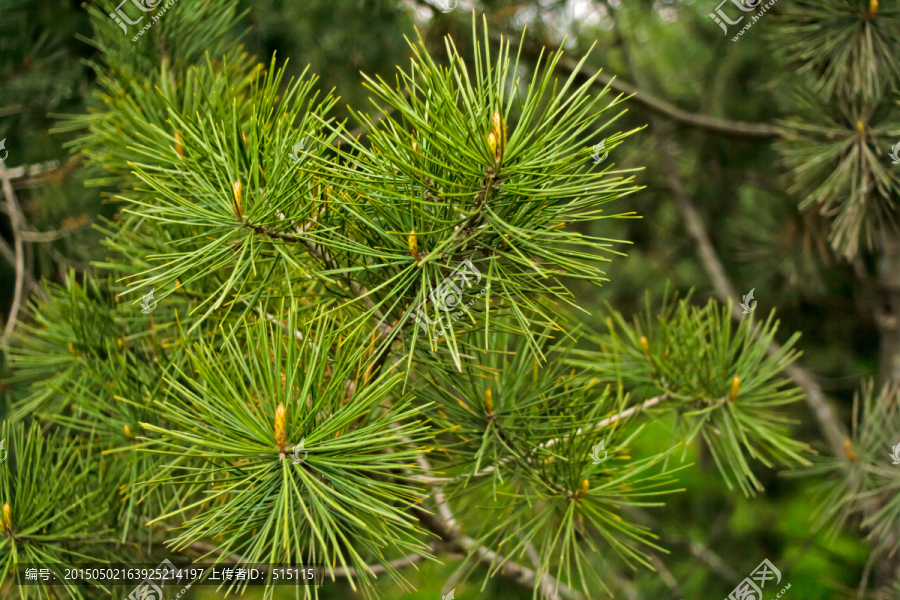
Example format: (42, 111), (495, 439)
(485, 29), (782, 139)
(7, 156), (84, 190)
(0, 162), (25, 346)
(605, 15), (846, 458)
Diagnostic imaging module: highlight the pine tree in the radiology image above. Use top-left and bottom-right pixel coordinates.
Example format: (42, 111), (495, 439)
(2, 0), (899, 599)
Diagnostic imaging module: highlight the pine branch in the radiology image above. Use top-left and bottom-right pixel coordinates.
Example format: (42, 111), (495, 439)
(4, 156), (84, 190)
(606, 18), (848, 459)
(411, 465), (585, 600)
(0, 162), (25, 347)
(464, 394), (668, 480)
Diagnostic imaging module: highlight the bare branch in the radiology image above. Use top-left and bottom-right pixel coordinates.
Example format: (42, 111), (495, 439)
(481, 27), (783, 139)
(1, 162), (26, 346)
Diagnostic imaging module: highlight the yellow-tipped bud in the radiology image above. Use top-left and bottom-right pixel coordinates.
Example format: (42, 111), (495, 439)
(856, 120), (865, 133)
(576, 478), (590, 499)
(232, 180), (243, 220)
(412, 139), (420, 153)
(274, 402), (287, 450)
(3, 503), (11, 531)
(640, 336), (650, 357)
(487, 131), (499, 162)
(870, 0), (878, 16)
(484, 389), (493, 415)
(728, 376), (740, 401)
(124, 424), (133, 439)
(492, 109), (506, 151)
(844, 439), (857, 462)
(174, 130), (184, 157)
(408, 229), (418, 259)
(68, 342), (76, 356)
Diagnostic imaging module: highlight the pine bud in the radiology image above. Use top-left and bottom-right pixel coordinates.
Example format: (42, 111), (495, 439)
(843, 438), (856, 461)
(232, 180), (243, 221)
(3, 503), (11, 531)
(124, 424), (133, 439)
(576, 478), (590, 500)
(274, 402), (287, 451)
(870, 0), (878, 16)
(640, 336), (650, 357)
(174, 130), (184, 157)
(487, 131), (499, 162)
(408, 229), (418, 259)
(484, 389), (493, 415)
(492, 109), (506, 151)
(412, 139), (420, 154)
(728, 376), (740, 401)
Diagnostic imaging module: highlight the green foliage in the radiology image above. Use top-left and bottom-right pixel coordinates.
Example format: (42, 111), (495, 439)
(568, 295), (812, 495)
(421, 330), (686, 595)
(0, 1), (852, 599)
(809, 381), (900, 554)
(320, 26), (641, 366)
(140, 309), (435, 594)
(0, 421), (113, 600)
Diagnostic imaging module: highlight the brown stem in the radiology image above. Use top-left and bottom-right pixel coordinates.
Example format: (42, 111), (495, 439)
(497, 30), (782, 139)
(0, 162), (25, 346)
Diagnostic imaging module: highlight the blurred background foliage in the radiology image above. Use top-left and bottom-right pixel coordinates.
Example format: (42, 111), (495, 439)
(0, 0), (897, 598)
